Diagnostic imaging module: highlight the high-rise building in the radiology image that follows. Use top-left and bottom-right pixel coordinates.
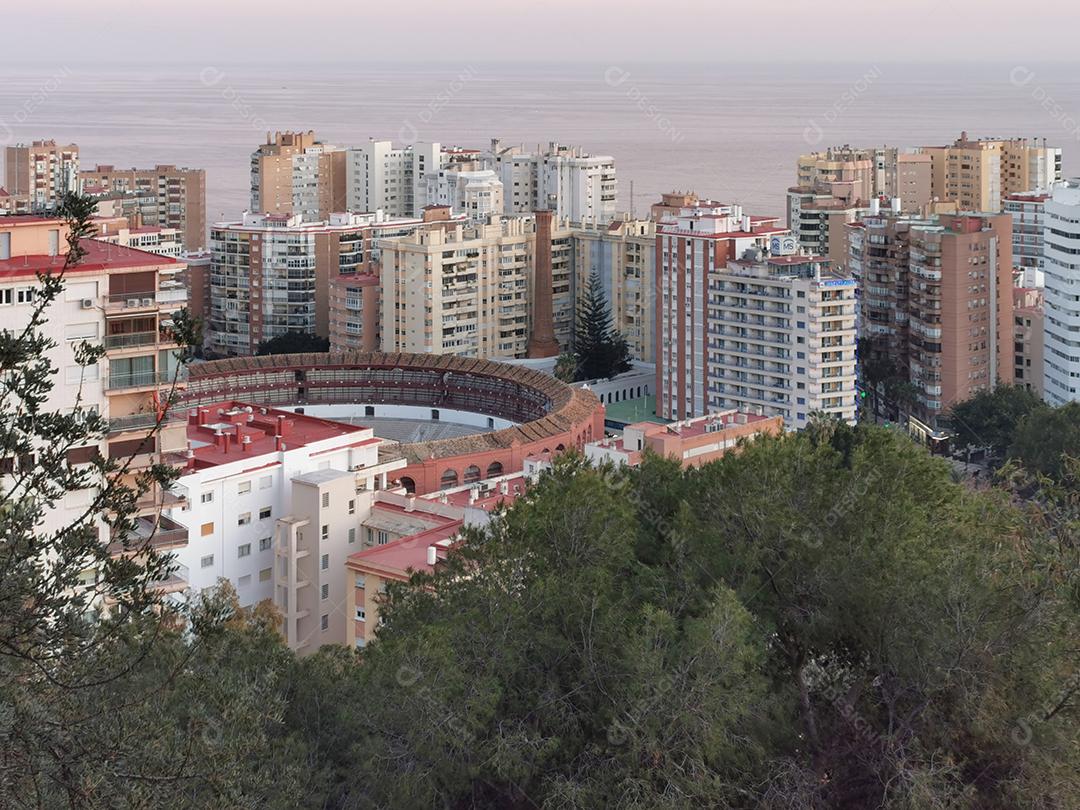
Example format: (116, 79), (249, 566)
(3, 140), (79, 211)
(571, 216), (657, 362)
(379, 214), (574, 359)
(1013, 287), (1044, 398)
(163, 402), (406, 652)
(0, 215), (189, 566)
(848, 211), (1014, 424)
(1004, 190), (1051, 287)
(655, 200), (797, 421)
(79, 164), (207, 252)
(208, 209), (465, 357)
(921, 132), (1061, 213)
(796, 146), (933, 213)
(325, 206), (464, 354)
(250, 131), (347, 222)
(484, 139), (617, 224)
(346, 140), (442, 219)
(424, 169), (504, 220)
(1043, 180), (1080, 405)
(786, 188), (867, 267)
(93, 213), (183, 258)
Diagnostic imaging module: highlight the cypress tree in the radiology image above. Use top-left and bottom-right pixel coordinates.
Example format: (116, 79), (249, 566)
(573, 270), (631, 381)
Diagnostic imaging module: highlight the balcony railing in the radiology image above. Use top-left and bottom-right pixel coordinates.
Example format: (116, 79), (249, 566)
(108, 409), (185, 433)
(106, 370), (184, 391)
(104, 331), (158, 349)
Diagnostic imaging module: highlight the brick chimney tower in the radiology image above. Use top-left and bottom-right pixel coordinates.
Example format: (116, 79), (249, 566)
(527, 210), (560, 358)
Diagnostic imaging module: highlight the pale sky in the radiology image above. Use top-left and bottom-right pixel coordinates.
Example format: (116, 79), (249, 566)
(2, 0), (1075, 64)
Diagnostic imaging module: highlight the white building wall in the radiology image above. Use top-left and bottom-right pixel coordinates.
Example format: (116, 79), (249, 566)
(1043, 181), (1080, 405)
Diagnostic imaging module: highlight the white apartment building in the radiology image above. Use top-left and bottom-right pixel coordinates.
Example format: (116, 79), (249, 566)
(94, 219), (183, 258)
(1005, 190), (1051, 287)
(1043, 180), (1080, 405)
(0, 216), (189, 570)
(705, 254), (858, 429)
(346, 141), (446, 218)
(380, 214), (574, 358)
(425, 169), (504, 220)
(483, 139), (617, 224)
(655, 201), (789, 420)
(165, 402), (405, 653)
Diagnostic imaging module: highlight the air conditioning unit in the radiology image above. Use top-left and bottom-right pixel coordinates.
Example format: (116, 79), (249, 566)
(80, 299), (94, 309)
(141, 298), (154, 307)
(126, 298), (140, 308)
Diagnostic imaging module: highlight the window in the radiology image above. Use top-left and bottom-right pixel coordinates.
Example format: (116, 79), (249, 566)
(321, 524), (329, 540)
(259, 567), (272, 582)
(377, 530), (389, 545)
(238, 543), (251, 558)
(259, 475), (272, 489)
(321, 553), (329, 570)
(320, 614), (329, 631)
(366, 527), (374, 545)
(259, 506), (272, 520)
(238, 574), (251, 587)
(64, 322), (98, 341)
(259, 536), (273, 552)
(321, 492), (330, 508)
(237, 481), (251, 495)
(348, 527), (356, 544)
(355, 607), (366, 622)
(201, 522), (214, 537)
(348, 499), (355, 515)
(238, 512), (251, 526)
(200, 555), (214, 568)
(321, 583), (329, 600)
(355, 575), (366, 589)
(200, 491), (213, 504)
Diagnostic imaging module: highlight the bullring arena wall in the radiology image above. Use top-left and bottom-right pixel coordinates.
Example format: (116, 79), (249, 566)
(180, 352), (605, 495)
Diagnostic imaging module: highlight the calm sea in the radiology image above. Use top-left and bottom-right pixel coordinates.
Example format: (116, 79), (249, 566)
(2, 61), (1080, 222)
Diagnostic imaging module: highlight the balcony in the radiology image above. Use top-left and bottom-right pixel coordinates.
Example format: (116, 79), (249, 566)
(108, 409), (185, 433)
(104, 331), (158, 350)
(104, 293), (157, 312)
(106, 370), (184, 392)
(108, 513), (188, 555)
(150, 562), (190, 595)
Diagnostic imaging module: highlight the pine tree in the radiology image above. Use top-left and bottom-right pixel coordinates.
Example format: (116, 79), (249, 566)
(573, 270), (631, 381)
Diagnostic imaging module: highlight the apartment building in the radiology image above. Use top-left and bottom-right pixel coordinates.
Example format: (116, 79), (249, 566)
(786, 188), (867, 267)
(483, 139), (617, 224)
(250, 131), (347, 222)
(797, 146), (932, 212)
(1013, 287), (1044, 397)
(94, 213), (183, 258)
(346, 140), (449, 218)
(1005, 190), (1051, 287)
(380, 213), (575, 359)
(655, 200), (789, 420)
(848, 211), (1014, 424)
(705, 254), (857, 429)
(1043, 180), (1080, 405)
(585, 410), (783, 468)
(163, 402), (405, 652)
(345, 475), (526, 649)
(921, 132), (1061, 213)
(572, 216), (656, 362)
(79, 164), (207, 251)
(424, 169), (504, 220)
(3, 140), (80, 211)
(0, 215), (189, 568)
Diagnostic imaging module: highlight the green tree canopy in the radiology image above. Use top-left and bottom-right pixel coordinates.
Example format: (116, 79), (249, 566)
(1010, 400), (1080, 479)
(288, 423), (1078, 808)
(255, 332), (330, 356)
(948, 384), (1047, 452)
(573, 270), (631, 381)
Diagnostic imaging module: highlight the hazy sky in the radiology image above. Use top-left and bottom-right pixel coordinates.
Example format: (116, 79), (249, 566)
(3, 0), (1076, 64)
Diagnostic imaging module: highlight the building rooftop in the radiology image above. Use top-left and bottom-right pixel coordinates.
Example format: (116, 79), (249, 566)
(603, 395), (668, 426)
(184, 401), (371, 470)
(0, 237), (181, 279)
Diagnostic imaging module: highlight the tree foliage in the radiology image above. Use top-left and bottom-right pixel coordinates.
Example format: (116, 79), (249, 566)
(285, 424), (1078, 808)
(573, 270), (631, 381)
(255, 332), (330, 356)
(1010, 401), (1080, 480)
(948, 384), (1047, 452)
